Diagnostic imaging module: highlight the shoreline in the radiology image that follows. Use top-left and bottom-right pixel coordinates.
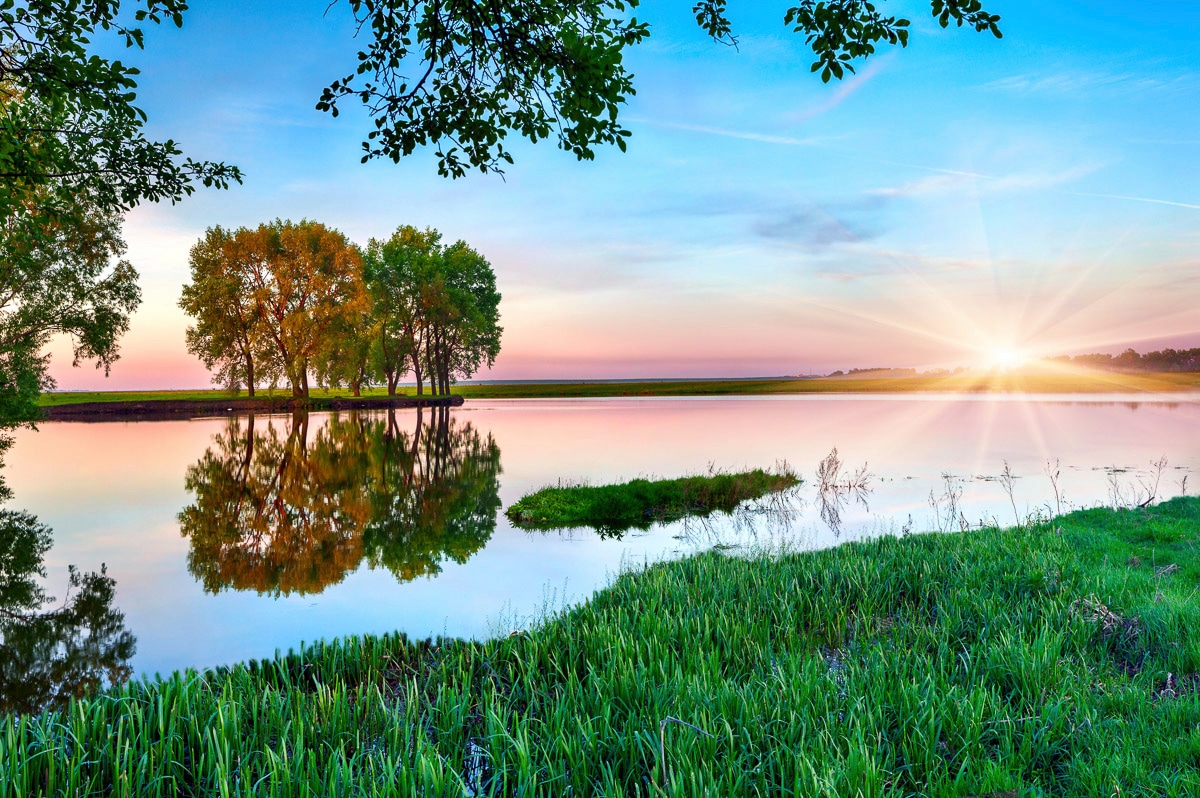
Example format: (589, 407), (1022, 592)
(33, 372), (1200, 420)
(4, 499), (1198, 793)
(38, 393), (464, 422)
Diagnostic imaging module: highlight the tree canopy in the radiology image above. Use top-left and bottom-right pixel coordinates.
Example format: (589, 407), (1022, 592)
(0, 0), (241, 216)
(180, 222), (503, 398)
(318, 0), (1002, 176)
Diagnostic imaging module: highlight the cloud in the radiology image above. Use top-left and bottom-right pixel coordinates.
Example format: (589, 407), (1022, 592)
(636, 119), (826, 147)
(753, 207), (871, 249)
(1073, 192), (1200, 211)
(786, 57), (890, 123)
(982, 70), (1176, 97)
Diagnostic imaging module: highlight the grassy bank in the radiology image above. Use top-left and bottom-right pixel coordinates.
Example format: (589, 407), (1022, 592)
(34, 370), (1200, 408)
(3, 499), (1199, 796)
(505, 468), (800, 535)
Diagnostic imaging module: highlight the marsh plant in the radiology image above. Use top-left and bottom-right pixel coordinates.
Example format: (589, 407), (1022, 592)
(814, 448), (874, 535)
(928, 473), (969, 534)
(1106, 456), (1173, 510)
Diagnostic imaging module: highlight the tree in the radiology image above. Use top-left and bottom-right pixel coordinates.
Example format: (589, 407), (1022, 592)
(181, 220), (370, 398)
(362, 225), (439, 395)
(179, 226), (276, 397)
(364, 225), (501, 396)
(1, 1), (240, 427)
(0, 187), (140, 422)
(245, 220), (370, 398)
(319, 0), (1001, 176)
(420, 240), (502, 396)
(0, 0), (241, 217)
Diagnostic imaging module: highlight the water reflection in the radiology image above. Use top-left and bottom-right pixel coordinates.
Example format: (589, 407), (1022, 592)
(179, 407), (502, 596)
(0, 510), (136, 713)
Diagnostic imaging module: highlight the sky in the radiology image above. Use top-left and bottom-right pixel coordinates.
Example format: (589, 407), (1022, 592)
(46, 0), (1200, 389)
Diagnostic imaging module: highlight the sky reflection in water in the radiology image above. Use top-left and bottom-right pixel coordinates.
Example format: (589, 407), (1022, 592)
(4, 396), (1198, 694)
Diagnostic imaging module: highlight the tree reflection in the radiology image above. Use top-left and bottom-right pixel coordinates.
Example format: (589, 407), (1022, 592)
(179, 407), (502, 596)
(0, 510), (136, 714)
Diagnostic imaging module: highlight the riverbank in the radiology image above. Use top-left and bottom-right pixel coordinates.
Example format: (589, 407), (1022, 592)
(33, 370), (1200, 418)
(3, 498), (1197, 796)
(37, 393), (463, 421)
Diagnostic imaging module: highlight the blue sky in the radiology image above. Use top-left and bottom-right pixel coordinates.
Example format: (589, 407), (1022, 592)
(48, 0), (1200, 387)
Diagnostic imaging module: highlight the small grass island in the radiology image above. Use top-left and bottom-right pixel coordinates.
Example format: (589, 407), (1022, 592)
(505, 467), (801, 535)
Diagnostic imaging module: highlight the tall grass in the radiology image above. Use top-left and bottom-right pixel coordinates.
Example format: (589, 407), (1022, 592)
(505, 467), (801, 535)
(2, 498), (1198, 796)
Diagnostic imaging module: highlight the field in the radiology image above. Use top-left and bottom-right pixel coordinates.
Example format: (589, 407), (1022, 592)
(3, 498), (1198, 796)
(34, 370), (1200, 408)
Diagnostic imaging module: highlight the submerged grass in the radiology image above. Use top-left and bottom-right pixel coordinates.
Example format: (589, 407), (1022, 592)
(3, 498), (1199, 796)
(505, 468), (801, 535)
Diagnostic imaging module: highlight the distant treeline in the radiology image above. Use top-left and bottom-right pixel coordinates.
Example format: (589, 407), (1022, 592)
(1049, 347), (1200, 373)
(180, 221), (501, 398)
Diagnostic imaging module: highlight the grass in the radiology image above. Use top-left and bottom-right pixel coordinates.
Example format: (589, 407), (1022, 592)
(2, 498), (1199, 796)
(34, 370), (1200, 407)
(504, 468), (801, 535)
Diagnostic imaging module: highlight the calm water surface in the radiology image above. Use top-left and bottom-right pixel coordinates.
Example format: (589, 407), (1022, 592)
(3, 396), (1198, 707)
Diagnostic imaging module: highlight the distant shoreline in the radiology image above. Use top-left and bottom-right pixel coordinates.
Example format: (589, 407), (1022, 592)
(39, 394), (464, 422)
(33, 372), (1200, 420)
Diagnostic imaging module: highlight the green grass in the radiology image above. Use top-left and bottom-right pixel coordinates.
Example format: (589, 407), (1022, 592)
(34, 370), (1200, 407)
(3, 499), (1199, 796)
(505, 468), (801, 536)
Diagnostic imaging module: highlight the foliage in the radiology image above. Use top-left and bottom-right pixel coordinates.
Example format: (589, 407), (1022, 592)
(178, 220), (369, 398)
(178, 226), (276, 397)
(0, 510), (136, 715)
(319, 0), (1001, 176)
(361, 226), (435, 395)
(0, 0), (240, 216)
(1050, 347), (1200, 374)
(359, 224), (502, 396)
(178, 408), (501, 596)
(3, 499), (1198, 794)
(418, 237), (502, 396)
(507, 467), (800, 536)
(0, 188), (140, 424)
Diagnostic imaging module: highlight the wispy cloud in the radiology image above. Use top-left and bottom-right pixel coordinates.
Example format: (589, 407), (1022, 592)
(983, 69), (1183, 96)
(787, 57), (890, 123)
(868, 164), (1101, 200)
(636, 119), (825, 147)
(1074, 192), (1200, 211)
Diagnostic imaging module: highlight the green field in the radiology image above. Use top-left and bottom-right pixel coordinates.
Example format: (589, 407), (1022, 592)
(506, 468), (800, 535)
(3, 499), (1198, 796)
(34, 370), (1200, 408)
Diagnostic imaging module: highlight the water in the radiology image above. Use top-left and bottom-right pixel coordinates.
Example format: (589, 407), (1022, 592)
(3, 395), (1197, 710)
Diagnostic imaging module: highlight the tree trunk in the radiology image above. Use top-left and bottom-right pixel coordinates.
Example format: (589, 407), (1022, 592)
(245, 350), (256, 398)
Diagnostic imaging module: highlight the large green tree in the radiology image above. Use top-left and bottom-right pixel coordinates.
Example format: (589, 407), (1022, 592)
(0, 1), (240, 426)
(318, 0), (1001, 176)
(363, 225), (502, 396)
(0, 0), (240, 216)
(420, 240), (502, 396)
(0, 189), (140, 422)
(362, 226), (439, 395)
